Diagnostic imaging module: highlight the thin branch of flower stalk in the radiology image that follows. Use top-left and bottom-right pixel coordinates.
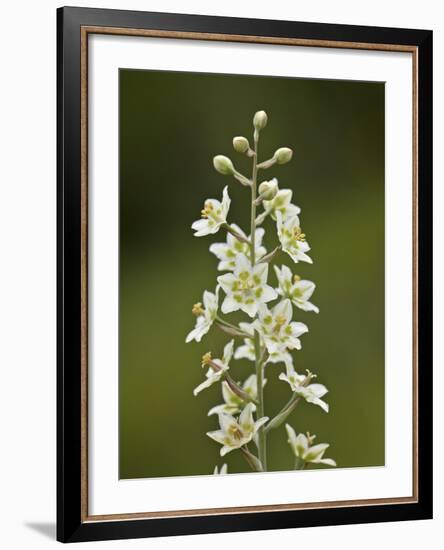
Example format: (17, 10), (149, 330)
(216, 322), (249, 338)
(221, 222), (251, 245)
(259, 245), (282, 264)
(264, 373), (315, 433)
(225, 374), (259, 405)
(255, 210), (269, 226)
(256, 157), (277, 170)
(215, 315), (248, 335)
(264, 395), (301, 433)
(233, 171), (252, 187)
(240, 446), (264, 472)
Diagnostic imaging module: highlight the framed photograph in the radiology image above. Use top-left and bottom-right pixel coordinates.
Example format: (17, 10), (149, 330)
(57, 6), (433, 543)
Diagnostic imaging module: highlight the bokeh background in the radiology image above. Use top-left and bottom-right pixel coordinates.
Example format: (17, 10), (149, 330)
(119, 69), (385, 479)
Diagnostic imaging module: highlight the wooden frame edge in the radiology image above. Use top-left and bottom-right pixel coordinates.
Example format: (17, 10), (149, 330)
(79, 25), (420, 525)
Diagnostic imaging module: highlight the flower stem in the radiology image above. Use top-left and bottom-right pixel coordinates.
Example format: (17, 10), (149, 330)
(222, 223), (251, 245)
(241, 446), (264, 472)
(251, 130), (267, 471)
(215, 315), (249, 336)
(225, 374), (259, 405)
(264, 394), (301, 433)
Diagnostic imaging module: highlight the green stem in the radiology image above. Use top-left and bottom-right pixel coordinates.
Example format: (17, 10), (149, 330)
(215, 315), (247, 335)
(250, 130), (267, 470)
(241, 446), (264, 472)
(222, 223), (251, 245)
(225, 374), (259, 405)
(264, 394), (301, 433)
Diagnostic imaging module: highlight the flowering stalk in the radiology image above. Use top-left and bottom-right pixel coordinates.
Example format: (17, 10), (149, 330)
(187, 110), (336, 475)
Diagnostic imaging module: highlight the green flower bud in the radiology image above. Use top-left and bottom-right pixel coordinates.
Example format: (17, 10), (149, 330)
(253, 110), (268, 131)
(232, 136), (250, 153)
(258, 178), (279, 200)
(273, 147), (293, 164)
(213, 155), (235, 175)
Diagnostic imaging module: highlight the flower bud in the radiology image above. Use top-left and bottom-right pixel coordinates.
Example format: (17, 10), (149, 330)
(253, 110), (268, 131)
(213, 155), (235, 175)
(258, 178), (278, 200)
(273, 147), (293, 164)
(232, 136), (250, 153)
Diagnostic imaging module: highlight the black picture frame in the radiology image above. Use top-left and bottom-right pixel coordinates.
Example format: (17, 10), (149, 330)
(57, 6), (433, 543)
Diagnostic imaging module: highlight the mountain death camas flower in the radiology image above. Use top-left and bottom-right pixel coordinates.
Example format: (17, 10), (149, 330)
(186, 109), (335, 474)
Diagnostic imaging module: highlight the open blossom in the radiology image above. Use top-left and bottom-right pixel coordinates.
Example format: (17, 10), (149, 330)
(276, 211), (312, 264)
(213, 464), (228, 475)
(207, 403), (269, 456)
(253, 299), (308, 355)
(193, 340), (234, 396)
(186, 287), (219, 343)
(209, 225), (266, 271)
(274, 265), (319, 313)
(262, 184), (301, 221)
(208, 374), (264, 416)
(217, 253), (277, 318)
(279, 363), (329, 412)
(234, 322), (293, 367)
(192, 186), (231, 237)
(286, 424), (336, 467)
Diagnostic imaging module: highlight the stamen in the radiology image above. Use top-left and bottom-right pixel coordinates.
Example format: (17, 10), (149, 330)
(201, 352), (212, 367)
(293, 274), (301, 283)
(192, 302), (204, 316)
(293, 227), (306, 242)
(229, 425), (243, 440)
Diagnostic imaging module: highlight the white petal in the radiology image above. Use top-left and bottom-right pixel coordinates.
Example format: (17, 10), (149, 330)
(234, 253), (251, 273)
(221, 186), (231, 218)
(273, 299), (292, 324)
(253, 262), (268, 285)
(234, 344), (255, 361)
(209, 242), (230, 261)
(222, 339), (234, 364)
(285, 423), (297, 449)
(191, 218), (212, 237)
(221, 296), (242, 314)
(291, 322), (309, 337)
(240, 300), (258, 318)
(261, 285), (278, 303)
(206, 430), (226, 445)
(217, 273), (237, 294)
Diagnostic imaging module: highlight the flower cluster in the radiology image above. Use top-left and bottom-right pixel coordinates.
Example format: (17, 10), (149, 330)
(186, 110), (335, 474)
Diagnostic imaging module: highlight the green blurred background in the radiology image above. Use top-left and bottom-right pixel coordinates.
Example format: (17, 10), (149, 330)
(119, 69), (385, 479)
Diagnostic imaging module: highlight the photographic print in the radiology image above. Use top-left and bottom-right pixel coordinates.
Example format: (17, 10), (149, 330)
(118, 70), (385, 479)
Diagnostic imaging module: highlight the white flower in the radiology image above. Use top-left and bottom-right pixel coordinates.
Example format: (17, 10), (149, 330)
(262, 186), (301, 221)
(234, 324), (293, 368)
(209, 225), (266, 271)
(279, 363), (329, 413)
(192, 186), (231, 237)
(217, 254), (277, 318)
(286, 424), (336, 467)
(208, 374), (264, 416)
(274, 265), (319, 313)
(253, 299), (308, 355)
(193, 340), (234, 396)
(186, 287), (219, 343)
(207, 403), (269, 456)
(276, 212), (312, 264)
(213, 464), (228, 475)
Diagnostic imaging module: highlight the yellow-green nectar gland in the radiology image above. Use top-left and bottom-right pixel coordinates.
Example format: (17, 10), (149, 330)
(273, 314), (287, 333)
(192, 302), (204, 316)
